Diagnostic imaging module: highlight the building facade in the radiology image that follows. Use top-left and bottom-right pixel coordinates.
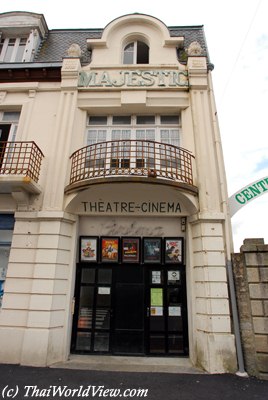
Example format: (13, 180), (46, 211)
(0, 11), (237, 373)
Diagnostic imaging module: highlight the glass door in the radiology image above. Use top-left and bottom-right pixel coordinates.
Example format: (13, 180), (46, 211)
(146, 265), (188, 355)
(71, 265), (113, 353)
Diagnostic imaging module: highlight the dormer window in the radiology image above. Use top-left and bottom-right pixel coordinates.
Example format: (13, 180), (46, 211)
(123, 41), (149, 64)
(0, 37), (27, 62)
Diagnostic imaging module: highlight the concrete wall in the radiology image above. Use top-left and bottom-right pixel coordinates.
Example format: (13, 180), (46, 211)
(232, 238), (268, 380)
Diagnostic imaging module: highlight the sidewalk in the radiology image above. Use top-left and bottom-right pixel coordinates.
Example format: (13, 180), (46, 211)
(0, 363), (267, 400)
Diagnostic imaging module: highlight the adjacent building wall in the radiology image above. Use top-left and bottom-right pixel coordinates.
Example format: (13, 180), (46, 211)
(232, 238), (268, 380)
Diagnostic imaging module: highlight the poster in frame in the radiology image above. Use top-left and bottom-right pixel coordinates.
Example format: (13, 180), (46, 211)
(101, 237), (119, 263)
(143, 237), (162, 264)
(164, 238), (183, 264)
(80, 236), (98, 263)
(122, 237), (140, 263)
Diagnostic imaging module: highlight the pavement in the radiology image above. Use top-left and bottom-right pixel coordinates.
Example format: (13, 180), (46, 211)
(0, 359), (267, 400)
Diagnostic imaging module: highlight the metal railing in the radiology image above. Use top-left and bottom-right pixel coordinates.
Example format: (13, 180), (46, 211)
(0, 141), (44, 183)
(69, 140), (194, 186)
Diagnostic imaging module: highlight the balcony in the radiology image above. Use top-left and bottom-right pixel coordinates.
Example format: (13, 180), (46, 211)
(0, 141), (44, 194)
(65, 140), (196, 193)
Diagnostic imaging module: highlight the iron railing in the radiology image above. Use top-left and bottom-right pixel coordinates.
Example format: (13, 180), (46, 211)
(69, 140), (194, 186)
(0, 141), (44, 183)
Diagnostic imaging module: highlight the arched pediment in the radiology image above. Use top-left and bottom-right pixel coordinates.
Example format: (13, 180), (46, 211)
(86, 13), (184, 66)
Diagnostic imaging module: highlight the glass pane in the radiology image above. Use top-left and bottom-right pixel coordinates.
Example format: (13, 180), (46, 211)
(123, 43), (134, 64)
(2, 112), (20, 122)
(168, 334), (184, 354)
(137, 41), (149, 64)
(150, 335), (165, 353)
(167, 287), (182, 305)
(98, 269), (112, 284)
(0, 246), (10, 279)
(94, 332), (109, 352)
(77, 287), (94, 328)
(76, 332), (91, 351)
(160, 115), (180, 124)
(81, 269), (95, 284)
(4, 39), (15, 62)
(88, 116), (107, 125)
(95, 308), (110, 329)
(15, 38), (27, 62)
(168, 316), (182, 331)
(137, 115), (155, 124)
(112, 116), (131, 125)
(96, 290), (111, 307)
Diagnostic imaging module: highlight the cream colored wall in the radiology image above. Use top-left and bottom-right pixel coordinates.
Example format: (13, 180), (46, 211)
(0, 14), (237, 372)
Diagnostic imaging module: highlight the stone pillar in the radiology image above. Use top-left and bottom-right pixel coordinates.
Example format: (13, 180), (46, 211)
(187, 55), (237, 373)
(232, 238), (268, 380)
(0, 211), (77, 366)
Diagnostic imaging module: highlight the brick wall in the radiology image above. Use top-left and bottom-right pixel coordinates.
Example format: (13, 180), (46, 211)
(232, 239), (268, 380)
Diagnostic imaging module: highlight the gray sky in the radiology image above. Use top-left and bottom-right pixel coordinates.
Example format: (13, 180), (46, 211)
(1, 0), (267, 251)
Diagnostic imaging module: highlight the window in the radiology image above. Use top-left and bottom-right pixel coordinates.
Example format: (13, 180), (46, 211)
(0, 214), (14, 308)
(85, 115), (181, 172)
(123, 41), (149, 64)
(0, 37), (27, 62)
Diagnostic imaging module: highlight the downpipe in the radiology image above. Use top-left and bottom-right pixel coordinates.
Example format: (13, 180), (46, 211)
(226, 259), (248, 377)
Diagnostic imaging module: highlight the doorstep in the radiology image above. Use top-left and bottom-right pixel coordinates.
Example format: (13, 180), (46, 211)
(51, 355), (205, 374)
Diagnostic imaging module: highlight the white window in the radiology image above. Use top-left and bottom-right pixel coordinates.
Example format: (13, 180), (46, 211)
(123, 41), (149, 64)
(85, 115), (181, 172)
(0, 37), (27, 62)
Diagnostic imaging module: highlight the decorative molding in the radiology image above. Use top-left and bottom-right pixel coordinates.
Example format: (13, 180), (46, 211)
(187, 41), (203, 56)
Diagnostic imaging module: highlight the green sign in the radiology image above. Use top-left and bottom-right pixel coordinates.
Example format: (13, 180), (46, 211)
(229, 176), (268, 217)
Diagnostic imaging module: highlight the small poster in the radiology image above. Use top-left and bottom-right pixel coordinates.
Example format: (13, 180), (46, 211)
(151, 288), (163, 306)
(150, 306), (163, 316)
(169, 306), (181, 316)
(101, 237), (119, 262)
(168, 270), (180, 283)
(122, 238), (140, 263)
(143, 238), (161, 263)
(98, 287), (111, 295)
(165, 238), (183, 264)
(80, 237), (98, 262)
(151, 271), (162, 284)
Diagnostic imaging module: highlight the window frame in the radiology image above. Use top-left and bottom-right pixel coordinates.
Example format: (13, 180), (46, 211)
(0, 37), (28, 63)
(123, 40), (149, 65)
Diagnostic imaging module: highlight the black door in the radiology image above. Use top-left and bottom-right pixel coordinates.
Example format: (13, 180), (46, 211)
(71, 265), (113, 353)
(146, 265), (188, 355)
(71, 262), (188, 356)
(112, 264), (145, 354)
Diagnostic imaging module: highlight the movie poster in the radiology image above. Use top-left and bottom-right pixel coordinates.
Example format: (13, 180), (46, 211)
(101, 238), (119, 262)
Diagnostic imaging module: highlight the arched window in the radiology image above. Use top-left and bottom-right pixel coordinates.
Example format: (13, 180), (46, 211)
(123, 41), (149, 64)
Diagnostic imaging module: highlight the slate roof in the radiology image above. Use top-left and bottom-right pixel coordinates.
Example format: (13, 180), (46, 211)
(34, 26), (210, 66)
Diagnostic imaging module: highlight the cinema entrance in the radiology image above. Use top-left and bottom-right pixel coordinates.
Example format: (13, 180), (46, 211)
(71, 237), (188, 356)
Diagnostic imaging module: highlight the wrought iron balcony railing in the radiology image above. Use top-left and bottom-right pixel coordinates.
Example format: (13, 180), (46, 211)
(0, 141), (44, 183)
(69, 140), (194, 186)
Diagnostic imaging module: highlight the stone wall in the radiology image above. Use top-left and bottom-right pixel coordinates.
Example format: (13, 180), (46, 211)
(232, 238), (268, 380)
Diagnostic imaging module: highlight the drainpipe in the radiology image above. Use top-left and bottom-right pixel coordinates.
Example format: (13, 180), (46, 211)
(226, 260), (248, 377)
